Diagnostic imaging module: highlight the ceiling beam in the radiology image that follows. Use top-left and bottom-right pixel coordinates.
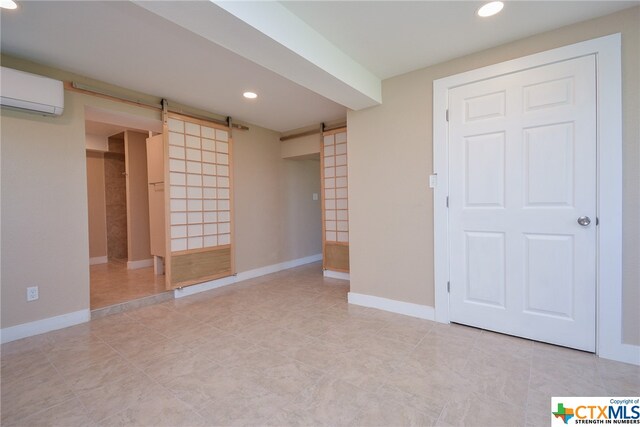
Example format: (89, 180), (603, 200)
(133, 1), (381, 110)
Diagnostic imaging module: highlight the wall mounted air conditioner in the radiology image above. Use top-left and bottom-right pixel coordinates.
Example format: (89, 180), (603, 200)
(0, 66), (64, 116)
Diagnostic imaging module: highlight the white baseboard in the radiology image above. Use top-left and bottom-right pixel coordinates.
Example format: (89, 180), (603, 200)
(348, 292), (435, 321)
(175, 253), (322, 299)
(0, 309), (90, 344)
(240, 253), (323, 282)
(127, 258), (154, 270)
(599, 342), (640, 366)
(324, 270), (350, 281)
(89, 256), (108, 265)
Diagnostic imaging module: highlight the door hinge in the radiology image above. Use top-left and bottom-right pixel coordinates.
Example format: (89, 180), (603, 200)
(596, 217), (599, 226)
(446, 196), (449, 208)
(447, 281), (450, 293)
(446, 109), (449, 122)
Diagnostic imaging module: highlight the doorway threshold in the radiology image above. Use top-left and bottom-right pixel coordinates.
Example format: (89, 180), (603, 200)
(91, 290), (173, 319)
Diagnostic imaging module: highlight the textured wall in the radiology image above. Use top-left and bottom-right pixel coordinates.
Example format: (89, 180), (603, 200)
(85, 151), (107, 259)
(105, 138), (127, 261)
(233, 124), (322, 273)
(348, 7), (640, 345)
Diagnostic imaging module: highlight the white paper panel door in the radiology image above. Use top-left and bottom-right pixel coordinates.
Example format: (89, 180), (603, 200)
(167, 116), (231, 252)
(448, 55), (597, 351)
(323, 130), (349, 244)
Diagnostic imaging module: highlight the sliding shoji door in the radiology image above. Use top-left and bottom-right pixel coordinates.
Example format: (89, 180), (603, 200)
(164, 112), (234, 289)
(321, 127), (349, 272)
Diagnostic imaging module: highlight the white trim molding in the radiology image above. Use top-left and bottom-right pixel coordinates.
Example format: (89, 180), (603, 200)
(323, 270), (350, 281)
(174, 253), (322, 298)
(0, 309), (90, 344)
(348, 292), (435, 320)
(89, 256), (108, 265)
(433, 34), (637, 365)
(0, 254), (323, 341)
(127, 258), (154, 270)
(600, 343), (640, 367)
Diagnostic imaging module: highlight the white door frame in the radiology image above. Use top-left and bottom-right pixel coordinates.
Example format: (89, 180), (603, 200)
(433, 34), (636, 364)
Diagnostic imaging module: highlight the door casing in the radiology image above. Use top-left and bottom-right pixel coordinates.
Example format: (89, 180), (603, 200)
(433, 34), (634, 363)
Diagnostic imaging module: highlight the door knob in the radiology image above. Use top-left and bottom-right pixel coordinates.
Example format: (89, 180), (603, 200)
(577, 216), (591, 226)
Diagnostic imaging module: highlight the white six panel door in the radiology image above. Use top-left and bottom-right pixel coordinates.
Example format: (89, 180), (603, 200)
(448, 55), (597, 351)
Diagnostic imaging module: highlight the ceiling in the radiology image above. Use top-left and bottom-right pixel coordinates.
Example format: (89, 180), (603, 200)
(1, 1), (637, 132)
(282, 1), (638, 80)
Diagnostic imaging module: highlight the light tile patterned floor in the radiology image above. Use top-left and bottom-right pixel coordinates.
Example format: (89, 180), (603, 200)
(2, 262), (638, 426)
(90, 260), (167, 309)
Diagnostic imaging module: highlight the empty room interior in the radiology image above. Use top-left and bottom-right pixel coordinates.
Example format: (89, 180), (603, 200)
(1, 1), (639, 426)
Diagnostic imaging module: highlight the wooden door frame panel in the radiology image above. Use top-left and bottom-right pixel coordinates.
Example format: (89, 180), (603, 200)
(433, 34), (634, 363)
(322, 127), (350, 273)
(162, 111), (235, 290)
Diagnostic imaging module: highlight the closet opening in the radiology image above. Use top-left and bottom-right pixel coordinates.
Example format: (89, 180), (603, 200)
(84, 107), (166, 310)
(280, 123), (349, 281)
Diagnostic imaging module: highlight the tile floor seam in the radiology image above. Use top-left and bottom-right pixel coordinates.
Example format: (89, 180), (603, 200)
(250, 340), (336, 378)
(74, 341), (161, 423)
(523, 353), (534, 425)
(0, 354), (49, 385)
(595, 361), (608, 394)
(90, 336), (210, 423)
(5, 395), (87, 427)
(4, 263), (638, 427)
(35, 350), (95, 425)
(434, 397), (448, 426)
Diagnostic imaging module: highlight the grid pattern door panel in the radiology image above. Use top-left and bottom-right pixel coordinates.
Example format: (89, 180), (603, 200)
(322, 128), (349, 273)
(167, 116), (231, 253)
(323, 130), (349, 243)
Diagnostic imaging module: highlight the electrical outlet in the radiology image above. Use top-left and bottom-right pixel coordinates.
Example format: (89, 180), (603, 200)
(27, 286), (39, 302)
(312, 193), (319, 201)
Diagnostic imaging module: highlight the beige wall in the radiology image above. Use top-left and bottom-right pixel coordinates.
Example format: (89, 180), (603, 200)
(233, 124), (322, 272)
(282, 159), (322, 259)
(281, 133), (321, 159)
(348, 7), (640, 345)
(1, 56), (324, 329)
(85, 133), (108, 152)
(1, 81), (161, 328)
(124, 130), (151, 263)
(1, 93), (91, 327)
(86, 151), (107, 259)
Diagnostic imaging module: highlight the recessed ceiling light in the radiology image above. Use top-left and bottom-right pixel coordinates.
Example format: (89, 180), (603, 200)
(0, 0), (18, 9)
(477, 1), (504, 17)
(243, 91), (257, 99)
